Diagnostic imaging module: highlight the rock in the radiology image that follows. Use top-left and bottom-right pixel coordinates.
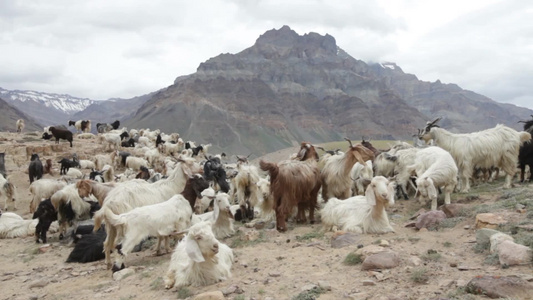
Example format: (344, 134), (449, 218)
(403, 221), (417, 228)
(223, 285), (244, 295)
(440, 203), (468, 218)
(38, 244), (51, 253)
(29, 295), (39, 300)
(465, 275), (533, 299)
(354, 245), (386, 260)
(463, 225), (471, 230)
(330, 232), (362, 249)
(112, 268), (135, 281)
(495, 240), (533, 266)
(318, 280), (332, 291)
(449, 262), (457, 268)
(361, 251), (400, 270)
(475, 228), (501, 245)
(362, 280), (376, 286)
(415, 210), (447, 230)
(419, 228), (428, 233)
(379, 240), (390, 247)
(29, 279), (49, 288)
(193, 291), (225, 300)
(408, 256), (423, 267)
(410, 208), (427, 220)
(489, 232), (514, 253)
(475, 213), (507, 229)
(244, 229), (259, 241)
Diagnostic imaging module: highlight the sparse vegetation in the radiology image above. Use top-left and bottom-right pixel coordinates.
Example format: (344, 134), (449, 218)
(177, 287), (191, 299)
(150, 277), (163, 290)
(443, 241), (452, 248)
(291, 286), (325, 300)
(439, 217), (465, 229)
(410, 267), (429, 283)
(230, 230), (267, 248)
(296, 230), (324, 241)
(484, 252), (500, 265)
(422, 250), (441, 262)
(343, 252), (363, 265)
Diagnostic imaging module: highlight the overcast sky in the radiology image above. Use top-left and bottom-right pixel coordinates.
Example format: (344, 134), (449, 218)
(1, 0), (532, 109)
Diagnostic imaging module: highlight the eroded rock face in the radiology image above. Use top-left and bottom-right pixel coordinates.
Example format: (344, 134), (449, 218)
(465, 276), (533, 299)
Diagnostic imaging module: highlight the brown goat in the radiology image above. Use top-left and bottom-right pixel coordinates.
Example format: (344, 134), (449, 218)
(43, 159), (53, 176)
(321, 138), (375, 201)
(75, 179), (116, 206)
(180, 174), (210, 210)
(260, 142), (321, 232)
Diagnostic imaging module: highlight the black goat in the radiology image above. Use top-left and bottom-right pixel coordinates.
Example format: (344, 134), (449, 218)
(58, 155), (79, 175)
(33, 198), (57, 243)
(119, 131), (129, 141)
(155, 134), (163, 148)
(49, 126), (73, 147)
(181, 174), (210, 210)
(111, 120), (120, 130)
(66, 225), (106, 263)
(0, 152), (5, 178)
(121, 138), (135, 148)
(192, 145), (204, 157)
(519, 117), (533, 182)
(28, 154), (43, 183)
(203, 156), (230, 193)
(42, 132), (53, 140)
(117, 151), (131, 168)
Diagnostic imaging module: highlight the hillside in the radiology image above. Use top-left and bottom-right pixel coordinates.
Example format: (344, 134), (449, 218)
(0, 97), (42, 132)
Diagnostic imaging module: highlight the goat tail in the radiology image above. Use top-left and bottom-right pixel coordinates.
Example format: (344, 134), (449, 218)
(519, 131), (532, 145)
(101, 207), (124, 228)
(259, 160), (278, 175)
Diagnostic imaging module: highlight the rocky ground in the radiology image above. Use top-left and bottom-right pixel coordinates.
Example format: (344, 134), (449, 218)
(0, 131), (532, 300)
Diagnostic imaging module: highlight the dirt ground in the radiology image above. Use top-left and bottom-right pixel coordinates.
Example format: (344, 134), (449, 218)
(0, 131), (532, 300)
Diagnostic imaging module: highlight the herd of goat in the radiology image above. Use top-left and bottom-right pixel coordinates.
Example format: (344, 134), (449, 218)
(0, 115), (532, 290)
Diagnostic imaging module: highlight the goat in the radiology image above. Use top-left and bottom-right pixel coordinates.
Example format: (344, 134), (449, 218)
(49, 126), (73, 147)
(32, 198), (57, 243)
(69, 120), (91, 134)
(135, 166), (151, 180)
(119, 131), (129, 141)
(0, 212), (40, 239)
(16, 119), (25, 133)
(164, 221), (234, 289)
(350, 160), (373, 196)
(43, 158), (53, 176)
(78, 159), (96, 170)
(66, 225), (106, 263)
(420, 117), (531, 192)
(125, 156), (149, 171)
(121, 138), (135, 148)
(321, 138), (375, 201)
(103, 194), (193, 272)
(232, 159), (261, 220)
(0, 174), (16, 211)
(195, 187), (216, 214)
(29, 179), (67, 213)
(42, 132), (53, 140)
(58, 155), (80, 175)
(0, 152), (5, 178)
(93, 156), (200, 269)
(196, 193), (235, 239)
(76, 179), (116, 206)
(203, 156), (230, 193)
(407, 146), (458, 210)
(518, 116), (533, 182)
(321, 176), (395, 234)
(260, 142), (321, 232)
(28, 153), (44, 183)
(99, 133), (121, 152)
(181, 174), (210, 210)
(375, 147), (420, 200)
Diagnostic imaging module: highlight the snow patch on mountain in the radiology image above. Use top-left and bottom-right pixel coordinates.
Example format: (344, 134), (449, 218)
(0, 87), (96, 114)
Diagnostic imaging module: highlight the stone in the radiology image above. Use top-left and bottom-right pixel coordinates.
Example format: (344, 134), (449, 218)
(489, 232), (514, 253)
(415, 210), (447, 230)
(475, 228), (501, 245)
(475, 213), (507, 229)
(379, 240), (390, 247)
(408, 256), (423, 267)
(244, 229), (260, 241)
(38, 244), (51, 253)
(495, 240), (533, 266)
(440, 203), (468, 218)
(330, 232), (362, 249)
(361, 251), (400, 271)
(112, 268), (135, 281)
(318, 280), (332, 291)
(223, 285), (244, 295)
(29, 279), (49, 288)
(410, 208), (427, 220)
(193, 291), (225, 300)
(354, 245), (386, 260)
(465, 275), (533, 299)
(362, 280), (376, 286)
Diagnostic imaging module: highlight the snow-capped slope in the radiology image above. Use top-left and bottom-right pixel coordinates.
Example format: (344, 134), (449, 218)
(0, 88), (96, 114)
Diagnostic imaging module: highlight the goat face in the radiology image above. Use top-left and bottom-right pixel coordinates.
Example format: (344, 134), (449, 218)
(185, 222), (220, 262)
(419, 117), (442, 142)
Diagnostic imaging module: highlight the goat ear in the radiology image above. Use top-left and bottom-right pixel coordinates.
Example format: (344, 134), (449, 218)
(185, 236), (205, 263)
(352, 150), (366, 165)
(365, 182), (376, 206)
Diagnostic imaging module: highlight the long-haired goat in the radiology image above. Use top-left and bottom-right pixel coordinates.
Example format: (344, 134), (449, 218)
(29, 178), (67, 213)
(420, 117), (531, 192)
(407, 146), (458, 210)
(164, 221), (234, 289)
(181, 175), (210, 210)
(103, 194), (193, 272)
(76, 180), (116, 206)
(0, 174), (16, 211)
(518, 116), (533, 182)
(69, 120), (91, 134)
(0, 212), (38, 239)
(16, 119), (25, 133)
(28, 153), (44, 183)
(321, 176), (395, 234)
(260, 142), (321, 232)
(93, 156), (200, 269)
(321, 138), (375, 201)
(232, 158), (261, 220)
(196, 193), (235, 239)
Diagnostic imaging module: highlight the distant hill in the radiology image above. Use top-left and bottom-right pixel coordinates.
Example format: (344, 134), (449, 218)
(0, 97), (42, 132)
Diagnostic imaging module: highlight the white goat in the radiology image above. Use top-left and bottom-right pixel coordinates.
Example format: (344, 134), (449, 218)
(407, 146), (458, 211)
(0, 174), (16, 211)
(0, 212), (37, 238)
(195, 187), (216, 214)
(255, 176), (275, 221)
(420, 118), (532, 192)
(197, 193), (235, 239)
(95, 154), (113, 171)
(144, 148), (160, 167)
(321, 176), (395, 234)
(16, 119), (25, 133)
(350, 160), (373, 196)
(79, 160), (96, 169)
(103, 194), (193, 271)
(164, 221), (233, 289)
(51, 184), (95, 237)
(29, 179), (67, 213)
(77, 133), (96, 139)
(233, 162), (262, 217)
(93, 156), (200, 269)
(65, 168), (84, 179)
(375, 147), (420, 200)
(100, 133), (121, 152)
(125, 156), (149, 171)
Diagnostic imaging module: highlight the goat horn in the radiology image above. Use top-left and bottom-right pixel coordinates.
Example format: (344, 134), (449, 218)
(315, 146), (326, 151)
(344, 137), (353, 147)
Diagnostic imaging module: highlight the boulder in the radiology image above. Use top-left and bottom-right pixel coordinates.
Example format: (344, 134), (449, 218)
(475, 213), (507, 229)
(495, 240), (533, 266)
(415, 210), (446, 230)
(331, 232), (361, 249)
(475, 228), (501, 245)
(361, 251), (400, 270)
(354, 245), (386, 260)
(465, 275), (533, 299)
(489, 232), (514, 253)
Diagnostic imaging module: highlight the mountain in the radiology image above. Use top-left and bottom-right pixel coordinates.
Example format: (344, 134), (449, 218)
(72, 93), (155, 128)
(0, 97), (42, 132)
(0, 88), (96, 126)
(125, 26), (532, 156)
